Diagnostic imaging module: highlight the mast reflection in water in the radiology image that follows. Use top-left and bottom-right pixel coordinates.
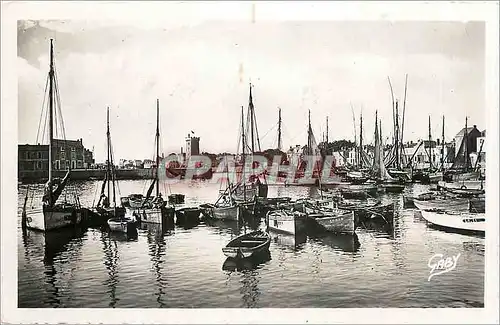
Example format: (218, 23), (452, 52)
(18, 180), (485, 308)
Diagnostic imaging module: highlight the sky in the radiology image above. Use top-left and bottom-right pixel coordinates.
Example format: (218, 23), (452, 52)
(17, 19), (485, 163)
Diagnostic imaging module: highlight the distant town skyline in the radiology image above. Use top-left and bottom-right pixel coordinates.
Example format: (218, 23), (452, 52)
(18, 20), (485, 162)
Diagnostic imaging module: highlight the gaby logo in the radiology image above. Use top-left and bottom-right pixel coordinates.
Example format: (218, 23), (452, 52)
(428, 253), (460, 281)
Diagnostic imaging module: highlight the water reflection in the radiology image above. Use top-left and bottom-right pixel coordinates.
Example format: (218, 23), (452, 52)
(100, 231), (120, 308)
(309, 232), (361, 253)
(269, 231), (307, 251)
(222, 251), (271, 308)
(144, 222), (172, 308)
(22, 226), (86, 307)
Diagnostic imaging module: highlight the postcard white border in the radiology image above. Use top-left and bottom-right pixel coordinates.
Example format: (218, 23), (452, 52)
(2, 1), (499, 324)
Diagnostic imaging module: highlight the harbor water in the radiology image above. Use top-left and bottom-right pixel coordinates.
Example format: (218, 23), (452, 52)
(17, 179), (485, 308)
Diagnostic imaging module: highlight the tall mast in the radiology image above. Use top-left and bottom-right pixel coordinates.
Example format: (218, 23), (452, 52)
(308, 110), (312, 155)
(441, 115), (445, 170)
(48, 39), (54, 183)
(326, 116), (329, 145)
(395, 100), (400, 169)
(156, 99), (160, 197)
(428, 116), (432, 171)
(241, 106), (246, 200)
(400, 74), (408, 165)
(249, 83), (255, 153)
(359, 113), (363, 168)
(464, 116), (468, 171)
(106, 107), (111, 203)
(277, 107), (282, 151)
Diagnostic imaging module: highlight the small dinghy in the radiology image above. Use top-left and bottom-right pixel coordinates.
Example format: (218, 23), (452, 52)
(107, 216), (136, 233)
(222, 230), (271, 258)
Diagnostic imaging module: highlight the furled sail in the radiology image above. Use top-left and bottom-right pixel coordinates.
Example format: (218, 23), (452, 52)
(42, 170), (70, 207)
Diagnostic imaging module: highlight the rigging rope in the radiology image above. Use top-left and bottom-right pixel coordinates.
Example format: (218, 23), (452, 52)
(35, 75), (49, 144)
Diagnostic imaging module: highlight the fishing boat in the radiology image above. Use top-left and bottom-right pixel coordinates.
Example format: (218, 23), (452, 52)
(420, 209), (485, 233)
(344, 171), (369, 184)
(89, 107), (126, 225)
(338, 184), (378, 199)
(413, 196), (469, 212)
(121, 100), (175, 225)
(371, 111), (405, 194)
(21, 39), (83, 232)
(307, 210), (355, 235)
(175, 207), (200, 225)
(200, 184), (241, 221)
(265, 209), (307, 235)
(222, 230), (271, 258)
(231, 84), (268, 202)
(337, 199), (395, 225)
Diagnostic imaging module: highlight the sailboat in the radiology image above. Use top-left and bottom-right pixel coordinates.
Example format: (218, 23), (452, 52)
(120, 99), (175, 225)
(371, 111), (405, 193)
(21, 39), (83, 232)
(200, 108), (245, 221)
(89, 107), (127, 225)
(231, 84), (268, 201)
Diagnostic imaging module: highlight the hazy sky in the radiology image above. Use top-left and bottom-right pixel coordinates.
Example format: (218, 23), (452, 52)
(18, 20), (485, 162)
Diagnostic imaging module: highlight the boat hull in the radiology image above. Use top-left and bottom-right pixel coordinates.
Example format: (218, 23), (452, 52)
(267, 210), (306, 235)
(222, 231), (271, 258)
(212, 205), (240, 221)
(24, 205), (83, 231)
(127, 206), (175, 224)
(420, 210), (485, 233)
(414, 198), (469, 212)
(176, 207), (200, 225)
(308, 210), (355, 235)
(107, 218), (135, 233)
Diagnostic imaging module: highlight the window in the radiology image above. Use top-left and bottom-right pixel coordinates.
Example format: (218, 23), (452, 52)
(61, 146), (64, 152)
(37, 152), (42, 159)
(37, 161), (42, 170)
(71, 147), (75, 152)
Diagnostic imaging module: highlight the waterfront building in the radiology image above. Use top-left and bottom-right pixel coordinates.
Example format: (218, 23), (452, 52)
(18, 138), (94, 177)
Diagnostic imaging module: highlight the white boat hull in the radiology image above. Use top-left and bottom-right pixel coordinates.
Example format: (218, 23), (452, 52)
(126, 206), (174, 224)
(24, 206), (82, 231)
(420, 210), (485, 232)
(267, 210), (306, 235)
(438, 180), (485, 191)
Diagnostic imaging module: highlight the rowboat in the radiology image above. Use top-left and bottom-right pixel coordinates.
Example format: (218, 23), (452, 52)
(339, 184), (378, 199)
(107, 217), (136, 233)
(266, 210), (307, 235)
(222, 230), (271, 258)
(420, 210), (485, 233)
(200, 202), (241, 221)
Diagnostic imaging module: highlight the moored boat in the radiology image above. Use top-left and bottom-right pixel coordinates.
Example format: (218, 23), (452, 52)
(420, 209), (485, 233)
(266, 210), (307, 235)
(414, 197), (470, 212)
(175, 207), (200, 225)
(107, 216), (136, 233)
(307, 209), (355, 235)
(222, 230), (271, 258)
(21, 39), (83, 232)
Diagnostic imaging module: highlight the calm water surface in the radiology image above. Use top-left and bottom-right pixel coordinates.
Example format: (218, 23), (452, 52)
(18, 180), (485, 308)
